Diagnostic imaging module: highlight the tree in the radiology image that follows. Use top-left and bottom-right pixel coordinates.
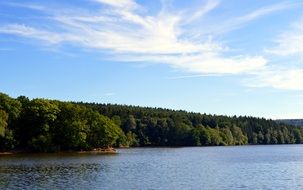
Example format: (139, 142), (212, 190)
(252, 132), (258, 144)
(199, 126), (211, 145)
(19, 99), (60, 151)
(191, 127), (202, 146)
(220, 128), (234, 145)
(54, 103), (89, 150)
(0, 109), (16, 151)
(1, 92), (303, 152)
(257, 131), (264, 144)
(0, 93), (21, 149)
(208, 127), (222, 145)
(293, 128), (303, 144)
(125, 131), (139, 147)
(0, 110), (8, 137)
(231, 125), (247, 145)
(112, 115), (122, 127)
(0, 93), (21, 124)
(191, 125), (211, 146)
(123, 115), (136, 132)
(87, 111), (124, 148)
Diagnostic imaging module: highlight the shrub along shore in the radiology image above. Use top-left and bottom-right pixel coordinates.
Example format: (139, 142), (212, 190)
(0, 92), (302, 153)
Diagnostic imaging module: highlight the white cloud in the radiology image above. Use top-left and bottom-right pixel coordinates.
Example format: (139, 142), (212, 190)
(245, 69), (303, 90)
(104, 92), (115, 96)
(167, 74), (223, 80)
(186, 0), (219, 23)
(266, 18), (303, 56)
(94, 0), (138, 10)
(170, 54), (267, 74)
(5, 2), (46, 11)
(251, 16), (303, 91)
(0, 24), (65, 44)
(202, 2), (298, 35)
(1, 0), (299, 88)
(238, 2), (295, 22)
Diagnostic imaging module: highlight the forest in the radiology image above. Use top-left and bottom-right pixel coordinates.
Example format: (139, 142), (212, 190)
(0, 92), (303, 152)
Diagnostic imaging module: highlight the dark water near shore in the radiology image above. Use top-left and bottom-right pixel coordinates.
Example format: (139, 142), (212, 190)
(1, 145), (303, 190)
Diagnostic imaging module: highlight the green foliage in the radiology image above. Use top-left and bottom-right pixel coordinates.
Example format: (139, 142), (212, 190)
(1, 92), (303, 152)
(87, 110), (124, 148)
(125, 131), (139, 147)
(0, 110), (8, 137)
(54, 103), (89, 150)
(191, 125), (210, 145)
(231, 125), (248, 145)
(0, 93), (21, 123)
(220, 127), (234, 145)
(0, 110), (16, 151)
(29, 134), (53, 152)
(15, 99), (60, 151)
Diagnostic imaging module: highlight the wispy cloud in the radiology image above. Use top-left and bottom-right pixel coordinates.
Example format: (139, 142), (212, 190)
(4, 2), (46, 11)
(186, 0), (219, 23)
(104, 92), (115, 96)
(252, 16), (303, 91)
(194, 1), (298, 36)
(266, 18), (303, 56)
(167, 73), (224, 80)
(0, 24), (66, 44)
(235, 2), (296, 25)
(0, 0), (299, 89)
(244, 68), (303, 90)
(94, 0), (139, 10)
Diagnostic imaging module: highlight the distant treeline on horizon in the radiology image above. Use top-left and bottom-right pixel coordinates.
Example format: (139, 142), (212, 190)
(276, 119), (303, 127)
(0, 92), (302, 152)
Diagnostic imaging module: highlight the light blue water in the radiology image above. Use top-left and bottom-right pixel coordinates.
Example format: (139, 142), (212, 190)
(1, 145), (303, 190)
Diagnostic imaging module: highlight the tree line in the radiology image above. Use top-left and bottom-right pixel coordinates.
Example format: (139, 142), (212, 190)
(0, 92), (302, 152)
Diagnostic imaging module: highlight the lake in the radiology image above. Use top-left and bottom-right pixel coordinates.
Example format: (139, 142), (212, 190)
(1, 145), (303, 190)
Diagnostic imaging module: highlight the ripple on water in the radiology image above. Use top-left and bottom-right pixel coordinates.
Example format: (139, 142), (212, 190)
(1, 145), (303, 190)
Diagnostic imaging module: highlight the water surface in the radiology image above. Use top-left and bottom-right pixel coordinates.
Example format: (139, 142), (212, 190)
(1, 145), (303, 190)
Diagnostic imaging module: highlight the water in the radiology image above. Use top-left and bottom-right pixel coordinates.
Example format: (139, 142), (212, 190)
(1, 145), (303, 190)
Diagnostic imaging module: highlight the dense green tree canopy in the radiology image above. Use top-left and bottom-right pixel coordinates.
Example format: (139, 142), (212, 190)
(0, 92), (302, 152)
(0, 110), (8, 137)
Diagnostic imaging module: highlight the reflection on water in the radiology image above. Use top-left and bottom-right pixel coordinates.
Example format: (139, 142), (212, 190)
(1, 145), (303, 189)
(0, 154), (106, 190)
(0, 163), (102, 189)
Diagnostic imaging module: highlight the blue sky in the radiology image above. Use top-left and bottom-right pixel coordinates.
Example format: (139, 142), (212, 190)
(1, 0), (303, 119)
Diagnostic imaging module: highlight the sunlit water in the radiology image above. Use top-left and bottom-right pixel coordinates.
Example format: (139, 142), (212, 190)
(1, 145), (303, 190)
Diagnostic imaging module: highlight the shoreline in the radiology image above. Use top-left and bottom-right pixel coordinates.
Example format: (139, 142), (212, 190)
(77, 147), (117, 154)
(0, 152), (14, 155)
(1, 144), (302, 155)
(0, 147), (117, 155)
